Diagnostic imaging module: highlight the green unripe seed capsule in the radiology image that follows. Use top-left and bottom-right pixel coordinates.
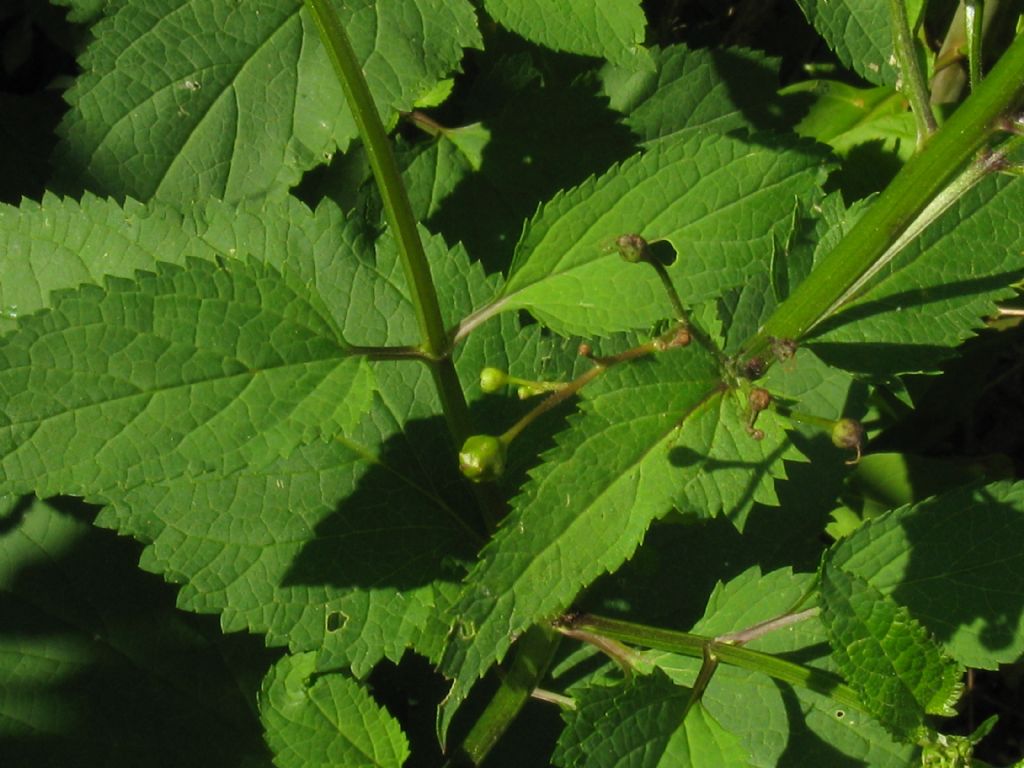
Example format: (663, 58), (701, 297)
(479, 367), (508, 393)
(459, 435), (507, 482)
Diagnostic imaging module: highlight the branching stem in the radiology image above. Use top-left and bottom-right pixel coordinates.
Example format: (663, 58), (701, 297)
(304, 0), (502, 532)
(565, 613), (864, 713)
(742, 32), (1024, 366)
(499, 326), (692, 445)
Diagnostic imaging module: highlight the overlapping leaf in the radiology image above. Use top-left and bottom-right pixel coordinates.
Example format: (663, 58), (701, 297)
(819, 566), (963, 741)
(645, 567), (915, 765)
(809, 174), (1024, 374)
(554, 671), (752, 768)
(482, 132), (829, 336)
(0, 257), (373, 496)
(794, 0), (897, 86)
(482, 0), (651, 70)
(825, 481), (1024, 670)
(0, 191), (580, 678)
(260, 652), (409, 768)
(602, 44), (785, 144)
(439, 337), (805, 733)
(55, 0), (481, 206)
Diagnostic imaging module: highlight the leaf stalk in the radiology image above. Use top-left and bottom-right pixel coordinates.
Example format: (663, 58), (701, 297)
(889, 0), (939, 142)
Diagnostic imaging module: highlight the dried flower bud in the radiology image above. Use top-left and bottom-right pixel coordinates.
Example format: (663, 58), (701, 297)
(459, 435), (507, 482)
(741, 356), (767, 380)
(748, 387), (772, 413)
(615, 234), (649, 263)
(770, 337), (798, 363)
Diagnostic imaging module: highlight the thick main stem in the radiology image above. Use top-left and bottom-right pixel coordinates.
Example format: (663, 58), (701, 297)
(304, 0), (500, 529)
(742, 32), (1024, 364)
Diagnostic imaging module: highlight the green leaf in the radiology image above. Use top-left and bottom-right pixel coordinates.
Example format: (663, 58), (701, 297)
(400, 125), (491, 224)
(554, 671), (752, 767)
(819, 566), (964, 741)
(440, 340), (802, 734)
(794, 0), (898, 86)
(810, 174), (1024, 374)
(260, 652), (409, 768)
(0, 495), (271, 766)
(826, 481), (1024, 670)
(0, 194), (208, 335)
(641, 567), (914, 765)
(482, 0), (652, 71)
(783, 80), (915, 198)
(648, 659), (916, 767)
(487, 133), (829, 336)
(0, 257), (373, 497)
(602, 44), (785, 144)
(691, 567), (819, 650)
(55, 0), (481, 206)
(101, 432), (475, 676)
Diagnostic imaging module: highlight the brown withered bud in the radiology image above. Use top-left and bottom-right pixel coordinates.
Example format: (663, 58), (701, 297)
(745, 388), (772, 441)
(615, 233), (650, 263)
(748, 387), (772, 413)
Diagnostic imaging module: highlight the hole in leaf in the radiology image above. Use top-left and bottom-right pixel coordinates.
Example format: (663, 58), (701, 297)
(326, 611), (347, 632)
(647, 239), (677, 266)
(835, 709), (845, 719)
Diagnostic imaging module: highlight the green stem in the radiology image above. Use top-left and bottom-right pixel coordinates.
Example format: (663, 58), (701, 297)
(452, 626), (560, 766)
(966, 0), (984, 90)
(499, 327), (692, 445)
(742, 31), (1024, 364)
(304, 0), (447, 358)
(304, 0), (501, 530)
(572, 614), (865, 714)
(889, 0), (938, 141)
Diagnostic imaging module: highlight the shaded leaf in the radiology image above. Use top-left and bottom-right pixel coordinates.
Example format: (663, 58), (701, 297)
(260, 652), (408, 768)
(826, 481), (1024, 670)
(602, 44), (786, 144)
(819, 566), (963, 740)
(783, 79), (915, 199)
(794, 0), (898, 86)
(0, 495), (272, 767)
(482, 0), (652, 70)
